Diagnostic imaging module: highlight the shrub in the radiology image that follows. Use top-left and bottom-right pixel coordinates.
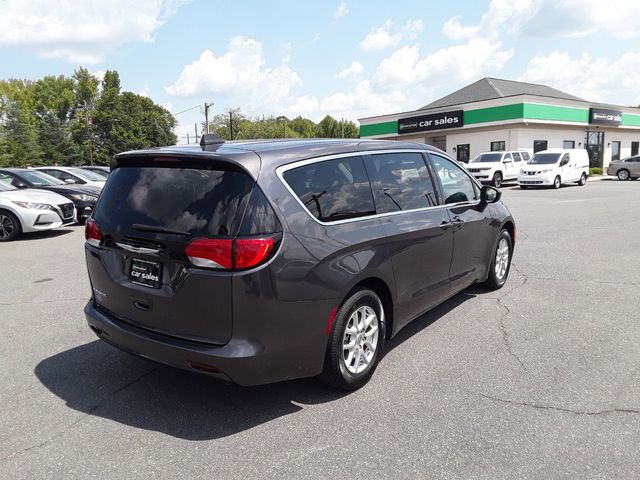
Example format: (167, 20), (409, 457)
(589, 167), (603, 176)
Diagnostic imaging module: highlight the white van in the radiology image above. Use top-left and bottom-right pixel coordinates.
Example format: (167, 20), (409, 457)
(466, 150), (527, 187)
(517, 148), (589, 189)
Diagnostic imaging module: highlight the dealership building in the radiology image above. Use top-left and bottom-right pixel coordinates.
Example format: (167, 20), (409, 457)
(358, 77), (640, 169)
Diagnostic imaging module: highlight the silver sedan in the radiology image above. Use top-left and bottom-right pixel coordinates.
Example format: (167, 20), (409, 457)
(607, 156), (640, 180)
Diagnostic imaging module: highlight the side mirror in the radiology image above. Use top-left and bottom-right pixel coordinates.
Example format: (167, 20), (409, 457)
(503, 158), (512, 163)
(480, 185), (501, 204)
(64, 178), (76, 184)
(14, 182), (28, 189)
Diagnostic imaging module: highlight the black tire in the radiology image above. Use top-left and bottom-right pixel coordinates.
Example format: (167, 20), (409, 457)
(519, 185), (528, 189)
(482, 229), (512, 290)
(553, 176), (561, 189)
(0, 210), (22, 242)
(319, 288), (386, 390)
(491, 171), (503, 188)
(578, 173), (587, 186)
(617, 169), (630, 181)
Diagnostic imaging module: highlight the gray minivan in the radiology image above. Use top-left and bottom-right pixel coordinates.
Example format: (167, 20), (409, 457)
(84, 137), (515, 390)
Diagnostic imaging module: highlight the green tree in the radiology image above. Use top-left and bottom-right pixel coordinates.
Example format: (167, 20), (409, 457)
(0, 101), (42, 167)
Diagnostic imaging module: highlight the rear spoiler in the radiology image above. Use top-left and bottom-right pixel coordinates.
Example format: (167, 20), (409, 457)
(111, 148), (262, 180)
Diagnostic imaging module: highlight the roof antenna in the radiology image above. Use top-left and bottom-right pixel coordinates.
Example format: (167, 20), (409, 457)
(200, 133), (225, 150)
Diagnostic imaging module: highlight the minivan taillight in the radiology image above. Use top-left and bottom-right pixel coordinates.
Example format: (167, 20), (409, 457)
(234, 238), (275, 269)
(185, 238), (233, 269)
(85, 218), (102, 247)
(185, 237), (276, 270)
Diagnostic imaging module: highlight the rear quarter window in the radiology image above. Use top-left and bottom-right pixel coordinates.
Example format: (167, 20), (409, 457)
(282, 156), (375, 222)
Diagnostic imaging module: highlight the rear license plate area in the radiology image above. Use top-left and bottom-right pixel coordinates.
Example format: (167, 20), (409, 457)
(129, 258), (162, 289)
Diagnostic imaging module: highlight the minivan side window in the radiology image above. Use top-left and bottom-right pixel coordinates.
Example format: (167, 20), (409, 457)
(283, 156), (376, 222)
(364, 152), (438, 212)
(429, 154), (478, 205)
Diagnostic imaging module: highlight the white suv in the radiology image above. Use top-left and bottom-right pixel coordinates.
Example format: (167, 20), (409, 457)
(466, 150), (527, 188)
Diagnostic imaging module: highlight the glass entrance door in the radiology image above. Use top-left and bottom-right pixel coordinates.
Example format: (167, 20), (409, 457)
(585, 131), (604, 168)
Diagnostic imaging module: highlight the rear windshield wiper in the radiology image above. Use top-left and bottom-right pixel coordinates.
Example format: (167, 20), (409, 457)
(132, 224), (191, 236)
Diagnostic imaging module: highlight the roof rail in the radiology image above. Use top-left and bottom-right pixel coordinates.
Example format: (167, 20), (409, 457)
(200, 133), (225, 150)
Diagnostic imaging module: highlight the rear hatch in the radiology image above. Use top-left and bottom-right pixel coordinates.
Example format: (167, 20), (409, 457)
(85, 155), (281, 345)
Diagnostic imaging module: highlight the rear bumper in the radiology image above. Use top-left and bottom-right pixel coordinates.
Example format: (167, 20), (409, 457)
(84, 299), (331, 386)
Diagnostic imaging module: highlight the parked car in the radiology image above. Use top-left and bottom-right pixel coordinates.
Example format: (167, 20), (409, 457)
(466, 150), (527, 187)
(84, 137), (515, 390)
(79, 166), (110, 179)
(0, 169), (100, 223)
(606, 156), (640, 180)
(33, 166), (106, 188)
(0, 182), (76, 241)
(518, 148), (589, 189)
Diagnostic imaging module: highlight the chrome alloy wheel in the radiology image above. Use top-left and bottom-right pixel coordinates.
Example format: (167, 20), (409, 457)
(0, 214), (15, 239)
(342, 305), (379, 374)
(495, 238), (510, 280)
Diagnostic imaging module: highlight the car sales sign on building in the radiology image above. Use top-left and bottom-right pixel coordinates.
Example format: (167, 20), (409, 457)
(398, 110), (464, 134)
(589, 108), (622, 126)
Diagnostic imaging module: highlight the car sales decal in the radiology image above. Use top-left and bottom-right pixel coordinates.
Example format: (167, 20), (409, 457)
(398, 110), (464, 134)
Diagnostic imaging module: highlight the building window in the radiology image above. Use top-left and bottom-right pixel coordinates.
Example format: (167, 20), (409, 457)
(456, 144), (470, 163)
(490, 141), (505, 151)
(611, 141), (621, 161)
(632, 141), (639, 156)
(533, 140), (548, 153)
(563, 140), (575, 149)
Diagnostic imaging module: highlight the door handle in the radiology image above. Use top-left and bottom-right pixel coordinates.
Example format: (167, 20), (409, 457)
(439, 221), (453, 230)
(452, 215), (464, 229)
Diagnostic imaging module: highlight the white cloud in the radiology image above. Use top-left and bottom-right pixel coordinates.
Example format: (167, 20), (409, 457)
(441, 16), (481, 40)
(0, 0), (186, 64)
(374, 38), (513, 90)
(520, 0), (640, 39)
(165, 36), (302, 114)
(334, 2), (349, 19)
(444, 0), (640, 41)
(520, 50), (640, 105)
(335, 61), (364, 80)
(360, 19), (424, 51)
(317, 81), (408, 121)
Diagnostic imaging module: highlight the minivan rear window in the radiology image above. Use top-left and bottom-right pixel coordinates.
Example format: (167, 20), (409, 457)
(283, 156), (375, 222)
(93, 166), (255, 237)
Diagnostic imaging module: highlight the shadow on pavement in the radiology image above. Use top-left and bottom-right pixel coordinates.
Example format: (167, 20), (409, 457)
(17, 228), (75, 241)
(35, 287), (481, 440)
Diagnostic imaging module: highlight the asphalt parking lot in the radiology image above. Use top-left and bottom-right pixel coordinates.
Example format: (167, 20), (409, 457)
(1, 178), (639, 479)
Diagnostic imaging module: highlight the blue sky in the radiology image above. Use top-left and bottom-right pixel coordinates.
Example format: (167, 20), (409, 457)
(1, 0), (639, 143)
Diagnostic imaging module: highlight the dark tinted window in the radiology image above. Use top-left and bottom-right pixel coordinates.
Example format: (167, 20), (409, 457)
(429, 154), (478, 204)
(490, 141), (505, 151)
(283, 156), (375, 222)
(239, 186), (282, 235)
(533, 140), (548, 153)
(93, 166), (254, 236)
(512, 152), (523, 162)
(365, 152), (437, 212)
(563, 140), (575, 149)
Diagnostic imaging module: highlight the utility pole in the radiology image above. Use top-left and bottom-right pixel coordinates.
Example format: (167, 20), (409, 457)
(341, 118), (344, 139)
(194, 123), (198, 139)
(204, 102), (213, 134)
(229, 111), (233, 140)
(187, 133), (190, 144)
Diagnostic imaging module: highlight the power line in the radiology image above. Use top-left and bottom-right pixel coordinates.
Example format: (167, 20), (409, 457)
(171, 105), (200, 116)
